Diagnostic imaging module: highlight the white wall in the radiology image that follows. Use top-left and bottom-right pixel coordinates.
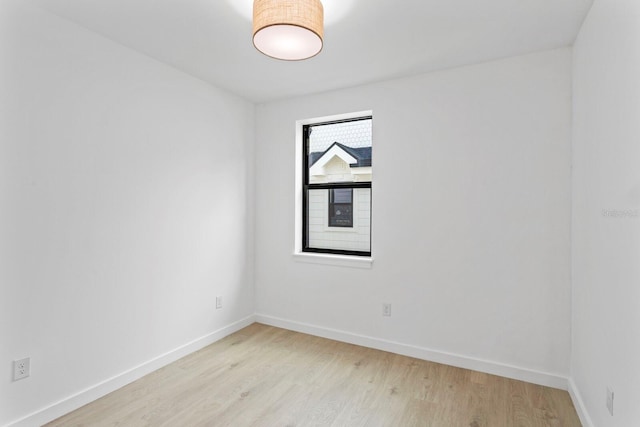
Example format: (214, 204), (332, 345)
(571, 0), (640, 426)
(0, 2), (254, 425)
(255, 49), (573, 385)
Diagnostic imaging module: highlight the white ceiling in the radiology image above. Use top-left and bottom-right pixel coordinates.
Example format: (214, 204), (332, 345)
(32, 0), (594, 103)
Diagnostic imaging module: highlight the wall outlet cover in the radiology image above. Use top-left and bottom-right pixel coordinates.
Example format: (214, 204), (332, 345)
(13, 357), (30, 381)
(382, 303), (391, 317)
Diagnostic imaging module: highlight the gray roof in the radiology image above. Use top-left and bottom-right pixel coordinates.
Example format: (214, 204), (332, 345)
(309, 142), (372, 168)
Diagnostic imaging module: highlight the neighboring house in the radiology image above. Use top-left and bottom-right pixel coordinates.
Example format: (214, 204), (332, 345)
(309, 142), (372, 184)
(307, 142), (371, 252)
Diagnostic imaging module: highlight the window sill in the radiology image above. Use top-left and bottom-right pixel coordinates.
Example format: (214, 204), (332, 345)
(292, 252), (373, 269)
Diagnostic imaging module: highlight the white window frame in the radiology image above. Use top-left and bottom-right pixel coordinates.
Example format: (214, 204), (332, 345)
(293, 111), (373, 269)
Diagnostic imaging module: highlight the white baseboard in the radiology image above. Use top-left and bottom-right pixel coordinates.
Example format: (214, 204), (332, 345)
(255, 313), (569, 391)
(568, 377), (595, 427)
(7, 315), (256, 427)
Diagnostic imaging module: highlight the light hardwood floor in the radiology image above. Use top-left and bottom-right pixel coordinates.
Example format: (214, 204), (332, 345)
(47, 323), (581, 426)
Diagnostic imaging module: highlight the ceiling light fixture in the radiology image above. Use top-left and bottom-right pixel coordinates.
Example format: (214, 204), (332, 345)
(253, 0), (324, 61)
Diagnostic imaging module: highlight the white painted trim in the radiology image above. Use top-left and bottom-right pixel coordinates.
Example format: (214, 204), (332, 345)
(6, 315), (256, 427)
(255, 313), (569, 391)
(351, 167), (372, 175)
(309, 145), (357, 176)
(296, 110), (374, 127)
(568, 377), (595, 427)
(292, 252), (373, 269)
(294, 120), (304, 254)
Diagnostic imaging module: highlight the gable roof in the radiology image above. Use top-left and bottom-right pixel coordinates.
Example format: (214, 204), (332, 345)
(309, 142), (372, 168)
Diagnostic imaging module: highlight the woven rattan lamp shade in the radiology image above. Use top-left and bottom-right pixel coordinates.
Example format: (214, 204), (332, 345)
(253, 0), (324, 60)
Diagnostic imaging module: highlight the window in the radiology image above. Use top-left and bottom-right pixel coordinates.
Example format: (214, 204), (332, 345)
(328, 188), (353, 227)
(301, 115), (372, 257)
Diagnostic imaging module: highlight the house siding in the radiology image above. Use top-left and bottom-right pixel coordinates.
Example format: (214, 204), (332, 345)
(308, 188), (371, 252)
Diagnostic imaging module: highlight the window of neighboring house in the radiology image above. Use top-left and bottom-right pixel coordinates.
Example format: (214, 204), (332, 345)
(328, 188), (353, 227)
(301, 115), (372, 257)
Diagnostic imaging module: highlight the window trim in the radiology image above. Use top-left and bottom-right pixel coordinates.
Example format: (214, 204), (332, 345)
(294, 111), (373, 262)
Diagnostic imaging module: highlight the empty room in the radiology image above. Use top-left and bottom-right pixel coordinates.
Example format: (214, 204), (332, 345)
(1, 0), (638, 426)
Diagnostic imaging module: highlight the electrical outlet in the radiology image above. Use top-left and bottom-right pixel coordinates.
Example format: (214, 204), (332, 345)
(13, 357), (30, 381)
(382, 303), (391, 317)
(606, 387), (614, 416)
(216, 296), (222, 309)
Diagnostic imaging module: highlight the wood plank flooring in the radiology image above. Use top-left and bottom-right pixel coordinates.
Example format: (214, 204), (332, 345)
(46, 323), (581, 427)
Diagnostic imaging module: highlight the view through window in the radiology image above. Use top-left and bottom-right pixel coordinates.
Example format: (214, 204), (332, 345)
(303, 116), (372, 256)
